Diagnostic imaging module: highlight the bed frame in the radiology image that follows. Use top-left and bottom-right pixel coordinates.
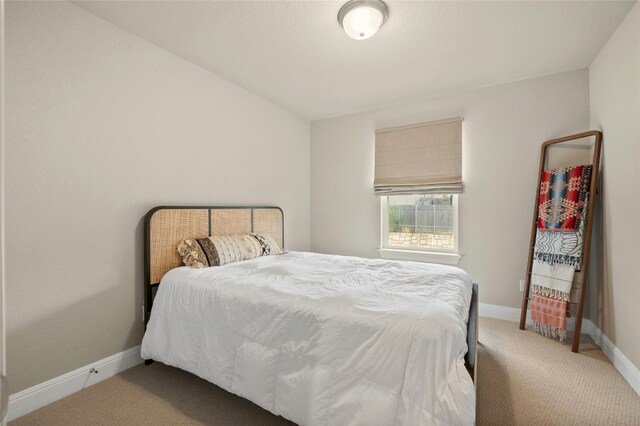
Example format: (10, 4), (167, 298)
(143, 205), (478, 383)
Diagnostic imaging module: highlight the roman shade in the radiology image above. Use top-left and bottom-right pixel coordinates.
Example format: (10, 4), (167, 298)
(374, 117), (462, 195)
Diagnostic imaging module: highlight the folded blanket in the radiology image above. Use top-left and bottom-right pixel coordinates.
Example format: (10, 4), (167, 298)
(531, 294), (567, 341)
(530, 259), (575, 341)
(531, 260), (574, 302)
(534, 195), (587, 270)
(537, 164), (592, 231)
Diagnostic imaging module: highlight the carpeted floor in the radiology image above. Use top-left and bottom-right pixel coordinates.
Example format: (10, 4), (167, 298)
(11, 318), (640, 425)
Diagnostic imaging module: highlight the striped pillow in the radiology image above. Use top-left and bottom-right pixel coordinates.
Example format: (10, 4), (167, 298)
(177, 233), (282, 268)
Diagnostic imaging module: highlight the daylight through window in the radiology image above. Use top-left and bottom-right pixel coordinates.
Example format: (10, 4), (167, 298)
(382, 194), (458, 252)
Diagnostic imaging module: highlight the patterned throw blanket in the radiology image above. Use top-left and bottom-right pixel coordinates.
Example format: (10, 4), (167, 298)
(537, 164), (592, 231)
(530, 260), (574, 341)
(530, 293), (568, 340)
(531, 164), (592, 341)
(534, 195), (587, 271)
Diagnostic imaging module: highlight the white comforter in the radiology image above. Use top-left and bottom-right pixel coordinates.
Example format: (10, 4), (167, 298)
(141, 251), (475, 425)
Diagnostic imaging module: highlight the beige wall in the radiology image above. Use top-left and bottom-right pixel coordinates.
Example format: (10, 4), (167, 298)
(589, 3), (640, 369)
(311, 70), (590, 309)
(5, 1), (310, 393)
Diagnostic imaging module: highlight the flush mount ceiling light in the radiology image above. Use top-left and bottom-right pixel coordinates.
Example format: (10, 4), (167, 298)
(338, 0), (389, 40)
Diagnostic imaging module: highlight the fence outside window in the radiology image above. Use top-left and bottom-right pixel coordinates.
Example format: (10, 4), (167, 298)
(388, 204), (455, 235)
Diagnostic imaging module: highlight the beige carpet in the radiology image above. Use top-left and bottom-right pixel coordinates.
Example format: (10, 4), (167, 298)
(11, 318), (640, 425)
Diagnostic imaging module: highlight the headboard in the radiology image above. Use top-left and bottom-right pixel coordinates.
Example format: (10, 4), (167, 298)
(143, 206), (284, 324)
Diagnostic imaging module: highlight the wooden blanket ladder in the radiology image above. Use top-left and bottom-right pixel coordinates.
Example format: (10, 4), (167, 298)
(519, 130), (602, 353)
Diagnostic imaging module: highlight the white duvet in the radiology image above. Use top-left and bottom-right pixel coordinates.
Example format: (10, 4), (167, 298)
(141, 251), (475, 425)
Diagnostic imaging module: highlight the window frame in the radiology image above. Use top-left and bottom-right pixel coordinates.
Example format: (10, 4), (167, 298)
(379, 194), (461, 265)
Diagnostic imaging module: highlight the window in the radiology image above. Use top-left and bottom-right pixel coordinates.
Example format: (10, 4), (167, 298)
(374, 117), (462, 264)
(381, 194), (458, 253)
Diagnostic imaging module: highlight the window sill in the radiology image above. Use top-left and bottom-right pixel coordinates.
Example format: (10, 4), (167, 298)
(378, 248), (462, 265)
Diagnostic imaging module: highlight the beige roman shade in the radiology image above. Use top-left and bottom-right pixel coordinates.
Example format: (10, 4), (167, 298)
(374, 117), (462, 195)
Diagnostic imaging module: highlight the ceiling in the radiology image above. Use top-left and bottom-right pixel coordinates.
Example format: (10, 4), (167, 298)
(76, 1), (635, 120)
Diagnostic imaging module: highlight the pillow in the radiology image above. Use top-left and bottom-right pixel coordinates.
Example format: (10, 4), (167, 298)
(251, 233), (284, 256)
(176, 238), (208, 268)
(177, 233), (283, 268)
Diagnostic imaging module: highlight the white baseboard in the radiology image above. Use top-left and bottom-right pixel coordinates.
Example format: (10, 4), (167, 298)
(479, 303), (640, 397)
(587, 323), (640, 396)
(479, 303), (531, 324)
(7, 345), (142, 422)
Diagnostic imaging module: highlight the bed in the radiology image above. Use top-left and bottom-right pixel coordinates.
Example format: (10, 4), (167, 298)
(141, 206), (478, 425)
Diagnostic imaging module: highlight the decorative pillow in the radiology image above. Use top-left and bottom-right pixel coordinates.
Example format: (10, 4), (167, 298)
(251, 233), (284, 256)
(177, 233), (283, 268)
(176, 238), (208, 268)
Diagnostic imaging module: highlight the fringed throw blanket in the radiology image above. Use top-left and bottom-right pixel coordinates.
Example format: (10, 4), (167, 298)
(534, 196), (587, 270)
(531, 260), (573, 301)
(530, 259), (575, 342)
(530, 294), (568, 341)
(531, 164), (593, 341)
(537, 164), (592, 231)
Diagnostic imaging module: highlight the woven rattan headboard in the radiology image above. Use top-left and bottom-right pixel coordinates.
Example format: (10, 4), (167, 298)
(143, 206), (284, 324)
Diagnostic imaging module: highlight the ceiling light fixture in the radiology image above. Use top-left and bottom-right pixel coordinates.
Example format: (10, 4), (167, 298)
(338, 0), (389, 41)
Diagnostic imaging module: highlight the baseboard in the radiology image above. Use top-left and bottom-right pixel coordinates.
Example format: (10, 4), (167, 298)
(587, 323), (640, 396)
(7, 345), (142, 421)
(479, 303), (531, 324)
(479, 303), (640, 397)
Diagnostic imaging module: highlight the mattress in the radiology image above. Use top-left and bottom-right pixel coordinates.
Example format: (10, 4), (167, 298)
(141, 251), (475, 425)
